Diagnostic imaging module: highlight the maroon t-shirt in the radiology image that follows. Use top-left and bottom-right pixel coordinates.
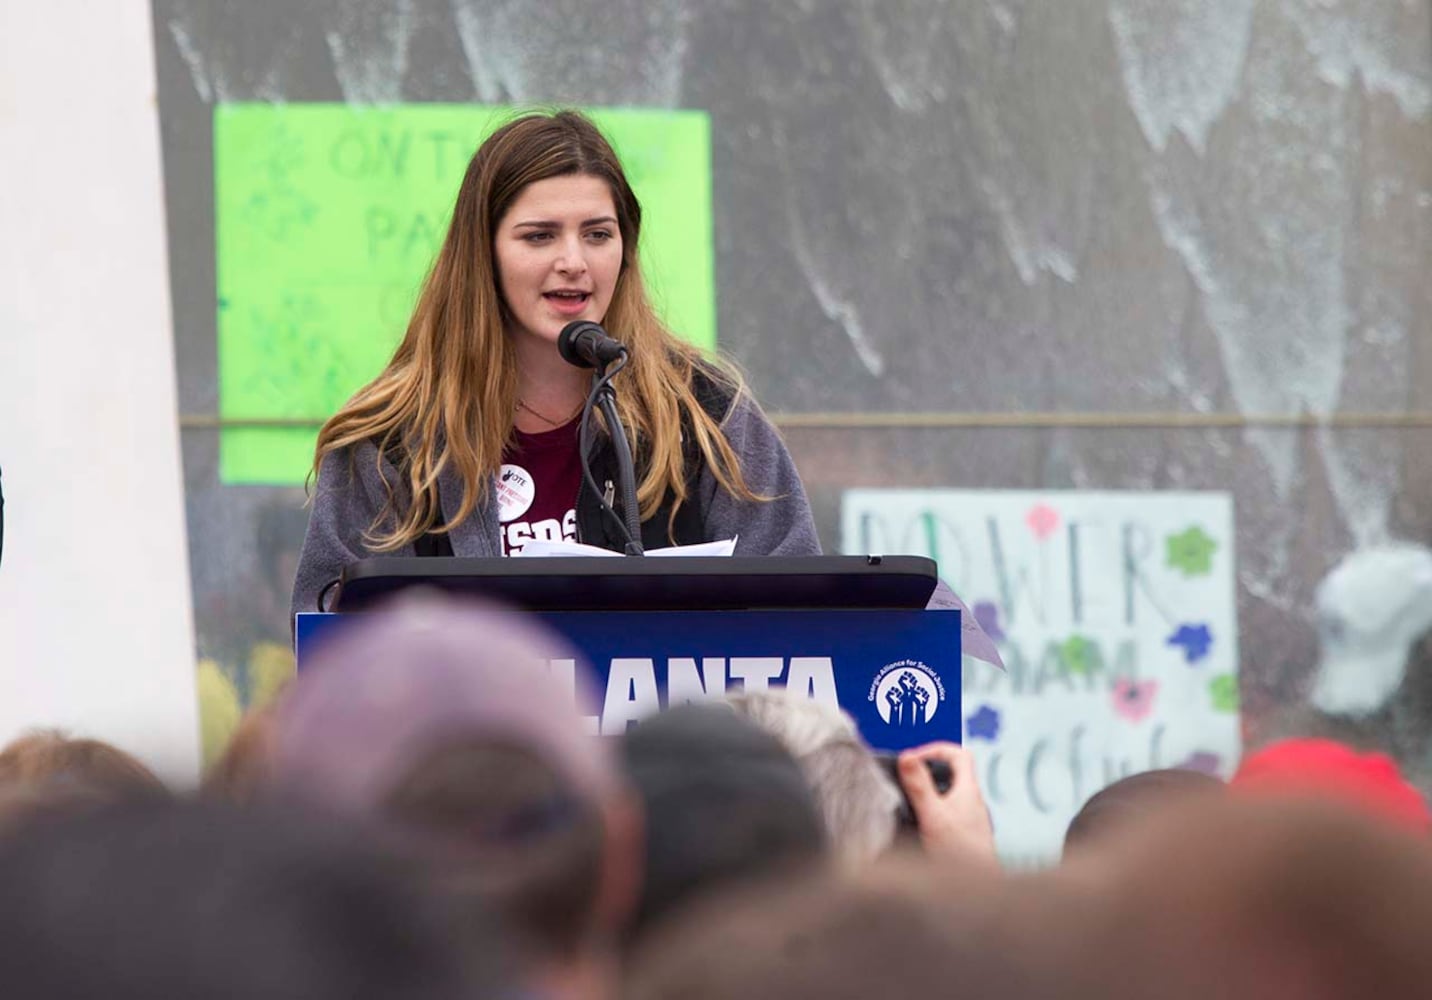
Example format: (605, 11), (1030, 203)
(497, 417), (583, 556)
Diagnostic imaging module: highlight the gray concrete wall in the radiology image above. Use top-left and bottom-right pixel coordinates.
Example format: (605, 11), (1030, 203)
(152, 1), (1432, 775)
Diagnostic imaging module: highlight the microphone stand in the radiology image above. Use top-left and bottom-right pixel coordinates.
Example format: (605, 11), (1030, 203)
(578, 353), (643, 556)
(595, 370), (643, 555)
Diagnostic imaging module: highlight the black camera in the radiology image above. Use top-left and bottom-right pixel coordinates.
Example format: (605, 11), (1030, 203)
(874, 752), (953, 830)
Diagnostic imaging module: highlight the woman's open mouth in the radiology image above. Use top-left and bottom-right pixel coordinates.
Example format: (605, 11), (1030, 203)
(544, 290), (591, 315)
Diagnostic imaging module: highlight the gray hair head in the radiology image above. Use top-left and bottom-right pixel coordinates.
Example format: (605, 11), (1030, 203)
(724, 689), (900, 864)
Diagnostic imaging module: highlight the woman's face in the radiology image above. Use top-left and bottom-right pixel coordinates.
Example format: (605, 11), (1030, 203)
(494, 173), (624, 351)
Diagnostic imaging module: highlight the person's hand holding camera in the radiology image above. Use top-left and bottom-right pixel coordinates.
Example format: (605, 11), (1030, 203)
(897, 741), (997, 867)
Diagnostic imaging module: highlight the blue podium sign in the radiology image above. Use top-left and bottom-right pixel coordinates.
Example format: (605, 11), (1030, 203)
(296, 609), (962, 752)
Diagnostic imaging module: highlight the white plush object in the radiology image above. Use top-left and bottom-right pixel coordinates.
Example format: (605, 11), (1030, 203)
(1310, 545), (1432, 716)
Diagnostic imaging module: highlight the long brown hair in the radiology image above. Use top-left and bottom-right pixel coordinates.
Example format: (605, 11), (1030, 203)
(312, 110), (759, 551)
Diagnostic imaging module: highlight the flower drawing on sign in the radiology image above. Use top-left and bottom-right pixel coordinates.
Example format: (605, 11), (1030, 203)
(1177, 751), (1223, 776)
(1209, 674), (1239, 714)
(1025, 503), (1060, 541)
(1112, 679), (1159, 723)
(966, 705), (1001, 741)
(972, 600), (1006, 642)
(242, 128), (318, 243)
(1166, 526), (1217, 577)
(242, 186), (319, 241)
(1167, 623), (1214, 665)
(260, 123), (307, 181)
(1062, 635), (1095, 677)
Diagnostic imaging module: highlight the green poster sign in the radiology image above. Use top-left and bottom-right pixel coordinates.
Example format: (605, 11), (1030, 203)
(214, 104), (715, 484)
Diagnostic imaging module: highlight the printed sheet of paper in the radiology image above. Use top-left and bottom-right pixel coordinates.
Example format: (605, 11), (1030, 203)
(516, 538), (737, 558)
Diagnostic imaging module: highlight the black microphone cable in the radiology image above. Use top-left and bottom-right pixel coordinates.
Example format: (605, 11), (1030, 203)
(577, 354), (643, 554)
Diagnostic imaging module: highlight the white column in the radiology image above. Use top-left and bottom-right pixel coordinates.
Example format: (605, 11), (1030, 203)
(0, 0), (199, 783)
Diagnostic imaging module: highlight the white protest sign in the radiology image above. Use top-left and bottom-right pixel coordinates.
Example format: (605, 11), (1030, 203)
(842, 490), (1239, 864)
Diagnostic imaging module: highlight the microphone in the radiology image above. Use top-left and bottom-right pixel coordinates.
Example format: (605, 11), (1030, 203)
(558, 321), (628, 369)
(560, 321), (642, 553)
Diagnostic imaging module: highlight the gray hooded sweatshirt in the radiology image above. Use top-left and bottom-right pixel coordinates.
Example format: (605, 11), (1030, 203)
(291, 391), (821, 616)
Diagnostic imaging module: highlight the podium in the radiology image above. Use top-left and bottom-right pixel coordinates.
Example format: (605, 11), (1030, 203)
(295, 556), (963, 752)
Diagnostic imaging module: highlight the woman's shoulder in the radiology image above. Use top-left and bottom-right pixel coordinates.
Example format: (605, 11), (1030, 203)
(314, 436), (400, 495)
(687, 357), (742, 423)
(317, 435), (388, 467)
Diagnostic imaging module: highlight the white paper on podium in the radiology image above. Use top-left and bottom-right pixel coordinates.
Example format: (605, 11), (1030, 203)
(927, 578), (1006, 671)
(515, 537), (738, 558)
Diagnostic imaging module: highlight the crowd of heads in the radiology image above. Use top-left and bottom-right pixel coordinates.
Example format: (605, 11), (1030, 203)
(3, 592), (1432, 999)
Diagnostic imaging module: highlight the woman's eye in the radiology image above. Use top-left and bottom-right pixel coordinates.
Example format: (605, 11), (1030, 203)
(586, 229), (613, 242)
(521, 232), (552, 243)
